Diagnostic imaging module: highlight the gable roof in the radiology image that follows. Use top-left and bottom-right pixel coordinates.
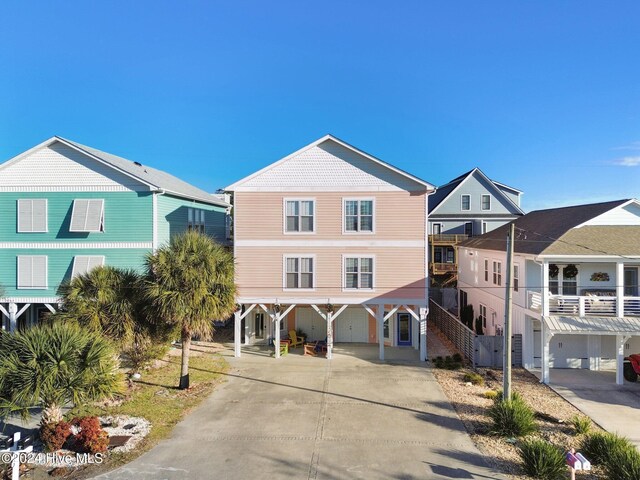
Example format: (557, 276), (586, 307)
(460, 199), (636, 256)
(0, 136), (228, 207)
(225, 134), (435, 192)
(428, 167), (524, 214)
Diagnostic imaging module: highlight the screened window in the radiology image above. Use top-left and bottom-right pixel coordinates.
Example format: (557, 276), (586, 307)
(464, 222), (473, 236)
(481, 195), (491, 210)
(70, 199), (104, 232)
(461, 195), (470, 211)
(17, 256), (47, 289)
(344, 199), (374, 232)
(479, 304), (487, 329)
(188, 208), (206, 233)
(285, 200), (314, 232)
(562, 265), (578, 295)
(344, 257), (374, 289)
(72, 256), (105, 278)
(285, 257), (314, 289)
(493, 261), (502, 286)
(484, 259), (489, 282)
(513, 264), (519, 292)
(17, 199), (48, 232)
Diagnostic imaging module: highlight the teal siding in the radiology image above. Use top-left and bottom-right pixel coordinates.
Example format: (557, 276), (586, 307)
(156, 194), (227, 246)
(0, 191), (153, 242)
(0, 248), (150, 298)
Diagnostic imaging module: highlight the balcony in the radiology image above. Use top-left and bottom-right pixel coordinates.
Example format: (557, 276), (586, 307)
(429, 234), (469, 245)
(527, 291), (640, 317)
(431, 262), (458, 275)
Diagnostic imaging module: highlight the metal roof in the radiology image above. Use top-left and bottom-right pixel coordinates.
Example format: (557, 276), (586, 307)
(56, 137), (228, 207)
(543, 315), (640, 335)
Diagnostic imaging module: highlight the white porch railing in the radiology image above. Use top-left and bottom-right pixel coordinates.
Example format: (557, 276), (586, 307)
(528, 292), (640, 317)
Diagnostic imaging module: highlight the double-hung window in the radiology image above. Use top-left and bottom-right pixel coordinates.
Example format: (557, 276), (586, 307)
(513, 264), (519, 292)
(70, 199), (104, 232)
(17, 199), (48, 232)
(461, 195), (470, 211)
(17, 256), (47, 289)
(344, 256), (374, 290)
(344, 199), (374, 233)
(285, 199), (314, 233)
(479, 304), (487, 330)
(72, 256), (105, 278)
(484, 259), (489, 282)
(493, 261), (502, 286)
(284, 256), (314, 289)
(481, 194), (491, 211)
(188, 208), (206, 233)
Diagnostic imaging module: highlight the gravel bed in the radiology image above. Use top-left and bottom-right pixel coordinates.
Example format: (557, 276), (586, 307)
(433, 367), (606, 479)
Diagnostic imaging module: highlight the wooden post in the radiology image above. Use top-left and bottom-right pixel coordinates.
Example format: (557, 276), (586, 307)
(616, 262), (625, 317)
(377, 306), (384, 361)
(326, 311), (333, 359)
(234, 310), (241, 357)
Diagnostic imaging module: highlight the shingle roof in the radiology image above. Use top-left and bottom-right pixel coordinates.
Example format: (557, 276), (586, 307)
(58, 137), (228, 207)
(460, 199), (631, 255)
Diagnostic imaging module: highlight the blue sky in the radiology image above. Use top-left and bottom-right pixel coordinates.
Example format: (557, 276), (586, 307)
(1, 1), (638, 211)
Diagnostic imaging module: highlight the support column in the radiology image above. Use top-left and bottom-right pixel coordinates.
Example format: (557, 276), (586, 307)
(542, 262), (550, 316)
(616, 335), (630, 385)
(420, 306), (427, 362)
(616, 262), (625, 317)
(376, 306), (384, 361)
(542, 326), (554, 384)
(234, 310), (241, 358)
(274, 313), (281, 359)
(326, 311), (333, 360)
(9, 303), (17, 333)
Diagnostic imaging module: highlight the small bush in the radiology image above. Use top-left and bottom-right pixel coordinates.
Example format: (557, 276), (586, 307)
(604, 442), (640, 480)
(71, 416), (109, 454)
(463, 372), (484, 386)
(569, 415), (591, 435)
(580, 431), (634, 466)
(452, 353), (463, 363)
(483, 390), (498, 400)
(518, 438), (566, 480)
(40, 421), (71, 452)
(488, 394), (537, 437)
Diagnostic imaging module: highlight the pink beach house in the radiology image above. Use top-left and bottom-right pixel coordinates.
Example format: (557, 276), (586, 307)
(225, 135), (435, 360)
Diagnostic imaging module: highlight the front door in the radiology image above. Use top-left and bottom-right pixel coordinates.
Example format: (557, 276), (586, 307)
(397, 313), (412, 346)
(624, 268), (639, 296)
(254, 312), (265, 342)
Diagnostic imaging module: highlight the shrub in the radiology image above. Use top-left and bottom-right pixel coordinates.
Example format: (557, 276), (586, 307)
(569, 415), (591, 435)
(452, 353), (463, 363)
(71, 416), (109, 454)
(463, 372), (484, 386)
(483, 390), (498, 400)
(460, 304), (474, 330)
(604, 442), (640, 480)
(488, 394), (536, 437)
(443, 356), (462, 370)
(580, 431), (634, 466)
(518, 438), (566, 480)
(40, 421), (71, 452)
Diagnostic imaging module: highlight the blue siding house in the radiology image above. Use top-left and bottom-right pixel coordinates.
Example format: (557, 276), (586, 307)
(428, 168), (524, 280)
(0, 136), (229, 331)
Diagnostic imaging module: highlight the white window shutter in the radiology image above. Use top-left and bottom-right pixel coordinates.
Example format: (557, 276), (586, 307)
(32, 257), (47, 288)
(17, 256), (32, 288)
(70, 199), (89, 231)
(88, 256), (105, 270)
(32, 199), (47, 232)
(72, 256), (105, 277)
(85, 200), (104, 231)
(17, 200), (33, 232)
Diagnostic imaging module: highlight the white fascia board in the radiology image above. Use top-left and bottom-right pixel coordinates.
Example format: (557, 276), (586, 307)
(573, 198), (640, 229)
(472, 168), (525, 215)
(160, 189), (230, 208)
(536, 254), (640, 261)
(492, 180), (524, 194)
(235, 296), (427, 305)
(225, 134), (435, 192)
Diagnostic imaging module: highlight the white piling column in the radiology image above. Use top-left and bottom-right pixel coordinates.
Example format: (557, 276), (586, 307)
(616, 335), (627, 385)
(377, 307), (384, 361)
(9, 303), (17, 333)
(275, 315), (281, 359)
(420, 307), (427, 362)
(234, 311), (241, 357)
(326, 311), (333, 360)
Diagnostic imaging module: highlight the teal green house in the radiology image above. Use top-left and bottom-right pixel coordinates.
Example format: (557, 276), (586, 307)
(0, 136), (229, 331)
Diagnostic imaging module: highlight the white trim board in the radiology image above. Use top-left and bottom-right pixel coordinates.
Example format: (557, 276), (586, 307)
(0, 242), (153, 249)
(235, 240), (425, 247)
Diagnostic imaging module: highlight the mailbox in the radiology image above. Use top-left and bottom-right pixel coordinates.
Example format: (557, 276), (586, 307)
(575, 453), (591, 470)
(566, 452), (582, 470)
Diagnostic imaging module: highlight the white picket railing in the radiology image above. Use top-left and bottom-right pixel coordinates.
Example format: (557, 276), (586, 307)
(528, 292), (640, 317)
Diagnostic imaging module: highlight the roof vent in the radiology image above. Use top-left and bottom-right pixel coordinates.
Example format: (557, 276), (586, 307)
(134, 161), (142, 167)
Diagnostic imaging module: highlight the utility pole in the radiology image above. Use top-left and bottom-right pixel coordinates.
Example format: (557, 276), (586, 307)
(503, 222), (515, 400)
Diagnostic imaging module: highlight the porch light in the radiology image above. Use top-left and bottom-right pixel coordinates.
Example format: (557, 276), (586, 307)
(274, 303), (281, 314)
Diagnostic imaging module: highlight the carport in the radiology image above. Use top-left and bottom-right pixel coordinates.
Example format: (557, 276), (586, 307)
(541, 315), (640, 385)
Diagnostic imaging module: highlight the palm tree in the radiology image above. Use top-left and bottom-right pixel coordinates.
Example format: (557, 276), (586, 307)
(55, 266), (142, 345)
(145, 231), (236, 389)
(0, 322), (124, 423)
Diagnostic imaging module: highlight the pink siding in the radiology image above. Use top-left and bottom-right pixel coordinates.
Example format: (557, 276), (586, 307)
(235, 191), (426, 240)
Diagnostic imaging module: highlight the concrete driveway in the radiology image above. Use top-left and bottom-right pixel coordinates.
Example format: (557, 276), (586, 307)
(97, 345), (504, 480)
(541, 369), (640, 448)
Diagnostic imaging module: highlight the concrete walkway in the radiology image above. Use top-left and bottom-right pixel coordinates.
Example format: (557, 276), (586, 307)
(533, 369), (640, 448)
(97, 343), (504, 480)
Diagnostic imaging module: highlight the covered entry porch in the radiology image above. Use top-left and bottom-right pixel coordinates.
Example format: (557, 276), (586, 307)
(233, 301), (428, 361)
(540, 314), (640, 385)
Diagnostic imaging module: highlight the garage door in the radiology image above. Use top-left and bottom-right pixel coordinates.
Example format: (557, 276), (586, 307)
(533, 330), (589, 368)
(335, 308), (369, 343)
(295, 308), (327, 342)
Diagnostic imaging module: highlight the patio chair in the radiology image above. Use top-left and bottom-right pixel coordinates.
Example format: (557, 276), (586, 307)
(288, 330), (304, 349)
